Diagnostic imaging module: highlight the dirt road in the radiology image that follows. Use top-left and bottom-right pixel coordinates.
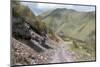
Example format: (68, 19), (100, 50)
(50, 41), (75, 63)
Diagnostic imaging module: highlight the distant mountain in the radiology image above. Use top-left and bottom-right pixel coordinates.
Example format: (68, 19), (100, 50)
(40, 8), (96, 42)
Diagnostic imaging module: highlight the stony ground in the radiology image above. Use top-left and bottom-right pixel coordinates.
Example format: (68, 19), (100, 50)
(11, 37), (95, 66)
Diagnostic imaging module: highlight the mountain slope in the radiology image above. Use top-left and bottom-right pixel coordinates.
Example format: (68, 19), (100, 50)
(40, 8), (96, 42)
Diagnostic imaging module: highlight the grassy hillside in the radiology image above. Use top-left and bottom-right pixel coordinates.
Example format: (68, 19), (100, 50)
(40, 8), (96, 42)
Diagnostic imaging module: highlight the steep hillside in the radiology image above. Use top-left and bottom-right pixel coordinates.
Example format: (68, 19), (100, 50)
(41, 8), (95, 42)
(11, 1), (54, 65)
(12, 0), (48, 38)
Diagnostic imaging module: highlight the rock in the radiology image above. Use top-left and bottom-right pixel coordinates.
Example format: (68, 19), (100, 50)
(16, 63), (22, 65)
(40, 56), (44, 59)
(31, 60), (36, 64)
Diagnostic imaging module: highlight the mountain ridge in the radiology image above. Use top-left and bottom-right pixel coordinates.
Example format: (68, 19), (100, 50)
(40, 8), (95, 42)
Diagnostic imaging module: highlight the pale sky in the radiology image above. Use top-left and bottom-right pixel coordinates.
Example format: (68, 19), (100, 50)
(20, 1), (95, 15)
